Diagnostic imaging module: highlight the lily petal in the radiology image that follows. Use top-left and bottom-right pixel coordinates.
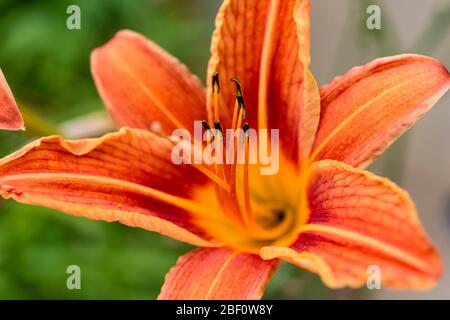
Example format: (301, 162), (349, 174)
(91, 30), (206, 134)
(0, 127), (215, 247)
(207, 0), (319, 163)
(0, 68), (24, 130)
(158, 248), (278, 300)
(311, 54), (450, 168)
(261, 160), (441, 289)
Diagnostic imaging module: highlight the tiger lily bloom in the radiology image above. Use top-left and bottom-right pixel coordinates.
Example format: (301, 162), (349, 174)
(1, 0), (449, 299)
(0, 68), (23, 130)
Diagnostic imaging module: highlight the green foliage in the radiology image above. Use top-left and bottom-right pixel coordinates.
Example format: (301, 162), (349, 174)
(0, 0), (212, 123)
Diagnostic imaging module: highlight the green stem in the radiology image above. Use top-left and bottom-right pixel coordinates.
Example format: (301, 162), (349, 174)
(18, 102), (60, 137)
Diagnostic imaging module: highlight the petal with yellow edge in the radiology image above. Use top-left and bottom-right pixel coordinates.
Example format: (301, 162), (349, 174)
(0, 68), (24, 130)
(158, 248), (278, 300)
(261, 160), (441, 289)
(0, 127), (217, 247)
(91, 30), (206, 134)
(207, 0), (320, 163)
(312, 54), (450, 168)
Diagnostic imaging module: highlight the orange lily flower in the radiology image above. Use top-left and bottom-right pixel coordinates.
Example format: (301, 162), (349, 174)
(1, 0), (449, 299)
(0, 68), (23, 130)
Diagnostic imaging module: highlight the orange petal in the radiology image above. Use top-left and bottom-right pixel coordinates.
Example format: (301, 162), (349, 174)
(91, 30), (206, 133)
(261, 160), (441, 289)
(0, 68), (24, 130)
(0, 127), (216, 247)
(311, 54), (450, 168)
(207, 0), (319, 163)
(158, 248), (278, 300)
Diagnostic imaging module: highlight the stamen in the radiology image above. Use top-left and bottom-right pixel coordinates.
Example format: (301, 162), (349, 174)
(237, 96), (247, 117)
(170, 131), (229, 191)
(213, 119), (228, 184)
(212, 72), (220, 121)
(236, 105), (245, 131)
(235, 93), (247, 130)
(212, 72), (220, 94)
(229, 78), (248, 226)
(213, 120), (223, 135)
(243, 123), (250, 134)
(231, 78), (245, 129)
(201, 119), (211, 131)
(192, 163), (230, 192)
(231, 100), (239, 130)
(241, 123), (255, 227)
(230, 78), (243, 97)
(201, 120), (214, 142)
(203, 119), (226, 196)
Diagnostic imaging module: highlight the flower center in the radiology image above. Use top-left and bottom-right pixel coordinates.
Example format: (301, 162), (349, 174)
(192, 74), (301, 254)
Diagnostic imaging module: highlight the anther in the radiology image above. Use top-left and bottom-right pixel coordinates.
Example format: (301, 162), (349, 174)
(230, 78), (243, 97)
(243, 123), (250, 136)
(230, 78), (246, 129)
(236, 99), (246, 130)
(213, 119), (227, 185)
(201, 120), (211, 131)
(201, 120), (214, 141)
(237, 96), (247, 118)
(241, 121), (254, 228)
(212, 73), (221, 121)
(214, 120), (223, 135)
(212, 72), (220, 94)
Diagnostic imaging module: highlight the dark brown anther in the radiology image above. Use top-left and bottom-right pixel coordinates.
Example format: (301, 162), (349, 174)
(213, 120), (223, 135)
(237, 96), (247, 118)
(243, 123), (251, 142)
(212, 72), (220, 94)
(201, 120), (215, 142)
(201, 120), (211, 131)
(230, 78), (243, 97)
(243, 122), (250, 135)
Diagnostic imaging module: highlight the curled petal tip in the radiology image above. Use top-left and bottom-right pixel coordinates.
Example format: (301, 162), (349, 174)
(0, 69), (24, 131)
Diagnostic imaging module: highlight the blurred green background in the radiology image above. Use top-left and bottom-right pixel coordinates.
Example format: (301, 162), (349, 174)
(0, 0), (449, 299)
